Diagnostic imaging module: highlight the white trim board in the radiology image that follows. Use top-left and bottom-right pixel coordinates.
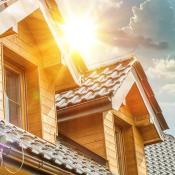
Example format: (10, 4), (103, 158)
(0, 0), (39, 34)
(131, 68), (164, 140)
(111, 69), (164, 140)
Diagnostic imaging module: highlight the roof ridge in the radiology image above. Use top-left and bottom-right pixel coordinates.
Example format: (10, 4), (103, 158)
(85, 56), (136, 74)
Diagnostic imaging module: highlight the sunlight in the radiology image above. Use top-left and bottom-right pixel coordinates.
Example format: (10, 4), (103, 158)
(61, 16), (97, 55)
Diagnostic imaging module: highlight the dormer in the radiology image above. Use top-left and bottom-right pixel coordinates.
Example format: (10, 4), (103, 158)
(56, 57), (168, 174)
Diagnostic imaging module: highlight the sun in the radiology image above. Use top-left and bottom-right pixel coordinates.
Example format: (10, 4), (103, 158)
(61, 17), (97, 54)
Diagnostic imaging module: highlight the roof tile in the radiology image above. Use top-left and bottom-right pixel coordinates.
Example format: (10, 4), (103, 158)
(145, 134), (175, 175)
(56, 58), (135, 109)
(0, 120), (112, 175)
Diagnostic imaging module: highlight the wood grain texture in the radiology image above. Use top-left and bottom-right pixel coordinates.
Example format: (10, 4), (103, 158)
(59, 113), (106, 158)
(103, 111), (120, 175)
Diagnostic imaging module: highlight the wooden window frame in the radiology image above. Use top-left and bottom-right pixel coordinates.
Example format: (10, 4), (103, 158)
(3, 59), (27, 129)
(115, 125), (127, 175)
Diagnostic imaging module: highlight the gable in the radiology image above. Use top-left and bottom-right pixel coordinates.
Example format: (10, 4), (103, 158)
(55, 58), (134, 109)
(55, 57), (168, 132)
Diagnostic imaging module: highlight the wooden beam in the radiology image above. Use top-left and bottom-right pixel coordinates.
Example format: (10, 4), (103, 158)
(123, 126), (148, 175)
(112, 106), (134, 126)
(134, 114), (151, 127)
(139, 124), (162, 145)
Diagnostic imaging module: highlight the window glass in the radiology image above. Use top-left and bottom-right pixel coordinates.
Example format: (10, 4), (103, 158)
(5, 68), (22, 127)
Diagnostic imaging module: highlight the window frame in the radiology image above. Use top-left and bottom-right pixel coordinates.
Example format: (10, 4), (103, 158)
(3, 59), (27, 129)
(115, 125), (127, 175)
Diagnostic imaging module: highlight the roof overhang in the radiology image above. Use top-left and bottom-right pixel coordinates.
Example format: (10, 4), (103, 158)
(112, 67), (165, 140)
(131, 68), (164, 140)
(57, 96), (112, 122)
(57, 63), (167, 142)
(133, 61), (168, 130)
(0, 0), (39, 35)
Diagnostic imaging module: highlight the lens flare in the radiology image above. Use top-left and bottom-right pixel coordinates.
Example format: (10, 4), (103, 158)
(61, 17), (97, 55)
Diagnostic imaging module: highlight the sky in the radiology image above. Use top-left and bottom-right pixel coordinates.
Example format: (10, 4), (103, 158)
(57, 0), (175, 135)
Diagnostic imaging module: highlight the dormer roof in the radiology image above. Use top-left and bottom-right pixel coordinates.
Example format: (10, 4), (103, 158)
(56, 58), (134, 109)
(56, 57), (168, 131)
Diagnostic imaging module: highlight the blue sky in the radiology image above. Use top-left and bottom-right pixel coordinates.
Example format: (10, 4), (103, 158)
(58, 0), (175, 135)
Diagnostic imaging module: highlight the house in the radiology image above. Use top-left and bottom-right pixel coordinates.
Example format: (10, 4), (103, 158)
(0, 0), (169, 175)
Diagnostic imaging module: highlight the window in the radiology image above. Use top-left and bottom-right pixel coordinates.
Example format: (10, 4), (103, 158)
(115, 126), (127, 175)
(4, 61), (26, 128)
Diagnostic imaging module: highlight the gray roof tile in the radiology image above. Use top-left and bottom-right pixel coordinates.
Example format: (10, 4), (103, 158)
(145, 134), (175, 175)
(0, 120), (112, 175)
(0, 120), (173, 174)
(56, 58), (135, 109)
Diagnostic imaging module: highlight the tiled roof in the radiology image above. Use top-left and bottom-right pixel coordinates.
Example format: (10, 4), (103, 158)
(145, 134), (175, 175)
(55, 58), (135, 109)
(0, 120), (112, 175)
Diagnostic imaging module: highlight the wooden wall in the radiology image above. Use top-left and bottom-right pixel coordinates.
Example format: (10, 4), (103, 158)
(103, 111), (120, 174)
(0, 10), (60, 144)
(26, 68), (42, 137)
(39, 68), (57, 143)
(58, 114), (106, 158)
(104, 105), (148, 175)
(0, 43), (5, 120)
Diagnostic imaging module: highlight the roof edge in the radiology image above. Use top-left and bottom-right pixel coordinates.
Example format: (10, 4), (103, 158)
(132, 61), (169, 130)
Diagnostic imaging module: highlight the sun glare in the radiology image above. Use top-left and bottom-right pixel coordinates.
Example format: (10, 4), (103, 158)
(61, 17), (97, 55)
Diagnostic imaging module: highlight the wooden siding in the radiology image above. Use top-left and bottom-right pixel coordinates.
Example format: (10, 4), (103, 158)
(26, 68), (42, 137)
(0, 11), (60, 144)
(59, 114), (106, 158)
(104, 105), (148, 175)
(133, 126), (147, 175)
(0, 43), (5, 120)
(39, 68), (57, 143)
(103, 111), (120, 174)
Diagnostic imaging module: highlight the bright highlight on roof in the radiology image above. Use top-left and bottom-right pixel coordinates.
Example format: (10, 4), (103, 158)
(61, 17), (97, 55)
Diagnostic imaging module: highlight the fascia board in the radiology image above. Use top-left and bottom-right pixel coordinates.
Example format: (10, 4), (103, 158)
(0, 0), (39, 34)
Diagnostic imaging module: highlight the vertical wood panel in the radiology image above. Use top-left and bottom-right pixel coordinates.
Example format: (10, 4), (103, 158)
(0, 43), (5, 120)
(103, 111), (120, 175)
(26, 68), (42, 137)
(133, 126), (148, 175)
(39, 68), (57, 143)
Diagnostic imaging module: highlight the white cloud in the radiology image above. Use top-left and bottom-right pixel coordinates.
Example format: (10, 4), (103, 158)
(147, 58), (175, 79)
(129, 0), (175, 48)
(161, 84), (175, 95)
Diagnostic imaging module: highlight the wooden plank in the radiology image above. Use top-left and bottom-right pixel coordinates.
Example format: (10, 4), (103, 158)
(0, 43), (5, 120)
(103, 111), (120, 175)
(59, 114), (106, 158)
